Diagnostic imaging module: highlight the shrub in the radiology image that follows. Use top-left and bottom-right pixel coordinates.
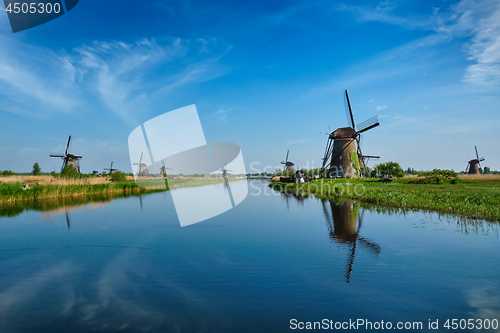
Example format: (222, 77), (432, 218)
(110, 171), (127, 182)
(60, 164), (80, 179)
(421, 169), (457, 184)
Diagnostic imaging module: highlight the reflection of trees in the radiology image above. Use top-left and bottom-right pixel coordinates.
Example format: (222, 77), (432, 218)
(0, 192), (154, 220)
(282, 191), (309, 212)
(321, 200), (381, 283)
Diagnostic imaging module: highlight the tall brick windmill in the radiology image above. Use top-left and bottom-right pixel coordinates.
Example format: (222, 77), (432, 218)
(320, 90), (380, 178)
(466, 146), (485, 175)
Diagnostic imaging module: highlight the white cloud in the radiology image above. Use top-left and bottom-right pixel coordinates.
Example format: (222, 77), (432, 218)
(337, 0), (500, 88)
(368, 98), (375, 102)
(458, 1), (500, 86)
(376, 105), (388, 111)
(0, 36), (78, 117)
(0, 36), (231, 121)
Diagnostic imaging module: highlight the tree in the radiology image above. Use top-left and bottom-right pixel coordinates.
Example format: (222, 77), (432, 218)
(92, 170), (99, 175)
(32, 163), (41, 175)
(374, 161), (404, 178)
(421, 169), (457, 184)
(484, 166), (491, 174)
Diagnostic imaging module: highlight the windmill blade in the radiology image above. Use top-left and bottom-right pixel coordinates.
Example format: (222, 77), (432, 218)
(286, 150), (289, 163)
(319, 132), (330, 135)
(465, 161), (470, 173)
(356, 116), (380, 134)
(110, 162), (113, 170)
(65, 136), (71, 155)
(344, 90), (356, 129)
(357, 237), (381, 254)
(66, 210), (70, 229)
(479, 158), (485, 162)
(346, 240), (357, 283)
(139, 152), (143, 165)
(475, 146), (479, 160)
(50, 154), (64, 158)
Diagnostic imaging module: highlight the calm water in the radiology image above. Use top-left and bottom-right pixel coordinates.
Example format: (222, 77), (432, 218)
(0, 180), (499, 332)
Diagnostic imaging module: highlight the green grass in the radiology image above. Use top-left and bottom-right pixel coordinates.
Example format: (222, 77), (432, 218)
(270, 178), (500, 221)
(0, 178), (239, 204)
(0, 180), (148, 203)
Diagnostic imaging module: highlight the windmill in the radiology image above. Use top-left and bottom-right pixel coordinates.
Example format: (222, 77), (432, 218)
(50, 135), (82, 173)
(321, 200), (381, 283)
(281, 150), (295, 171)
(160, 165), (173, 176)
(133, 152), (149, 177)
(218, 163), (231, 179)
(319, 90), (380, 178)
(103, 162), (118, 174)
(465, 146), (485, 175)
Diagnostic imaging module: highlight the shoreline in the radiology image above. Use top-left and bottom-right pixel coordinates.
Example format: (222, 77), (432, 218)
(270, 179), (500, 222)
(0, 178), (240, 204)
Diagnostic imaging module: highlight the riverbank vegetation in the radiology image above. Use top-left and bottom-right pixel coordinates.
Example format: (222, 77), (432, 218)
(270, 177), (500, 221)
(0, 173), (241, 203)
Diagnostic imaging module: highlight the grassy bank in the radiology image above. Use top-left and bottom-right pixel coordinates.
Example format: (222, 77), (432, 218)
(0, 177), (242, 203)
(0, 181), (148, 203)
(270, 178), (500, 221)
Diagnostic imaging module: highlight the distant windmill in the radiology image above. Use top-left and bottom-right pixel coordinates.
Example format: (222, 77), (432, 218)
(218, 163), (231, 179)
(103, 161), (118, 174)
(465, 146), (485, 175)
(50, 135), (82, 173)
(281, 150), (295, 171)
(320, 90), (380, 178)
(322, 200), (381, 283)
(160, 165), (173, 176)
(133, 152), (149, 177)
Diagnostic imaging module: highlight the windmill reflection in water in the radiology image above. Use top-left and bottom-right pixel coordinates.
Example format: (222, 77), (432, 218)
(321, 200), (381, 283)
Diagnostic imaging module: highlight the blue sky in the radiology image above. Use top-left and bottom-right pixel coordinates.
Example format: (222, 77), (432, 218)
(0, 0), (499, 174)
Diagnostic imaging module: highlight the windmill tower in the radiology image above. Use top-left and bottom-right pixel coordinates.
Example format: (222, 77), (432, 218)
(50, 136), (82, 173)
(466, 146), (485, 175)
(103, 162), (118, 174)
(133, 152), (149, 177)
(281, 150), (295, 171)
(320, 90), (380, 178)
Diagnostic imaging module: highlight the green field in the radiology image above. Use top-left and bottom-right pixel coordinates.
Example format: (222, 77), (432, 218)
(270, 178), (500, 221)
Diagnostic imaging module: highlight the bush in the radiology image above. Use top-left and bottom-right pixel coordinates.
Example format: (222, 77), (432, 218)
(421, 169), (457, 184)
(60, 164), (80, 179)
(451, 177), (462, 184)
(110, 171), (127, 182)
